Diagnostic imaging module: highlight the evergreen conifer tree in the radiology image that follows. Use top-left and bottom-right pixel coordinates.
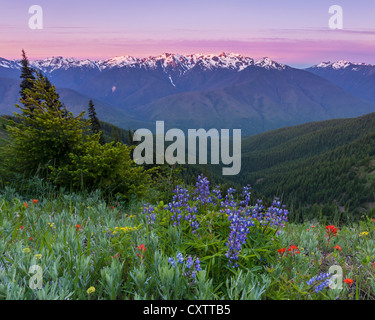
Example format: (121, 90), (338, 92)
(9, 72), (89, 175)
(88, 100), (105, 145)
(19, 49), (36, 110)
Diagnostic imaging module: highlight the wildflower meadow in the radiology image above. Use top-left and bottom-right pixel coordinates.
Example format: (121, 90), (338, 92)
(0, 175), (374, 300)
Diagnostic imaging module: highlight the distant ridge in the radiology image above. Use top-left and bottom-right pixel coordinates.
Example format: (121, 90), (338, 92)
(0, 54), (374, 135)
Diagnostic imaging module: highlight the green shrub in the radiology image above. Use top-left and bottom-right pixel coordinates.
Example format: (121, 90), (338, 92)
(49, 139), (153, 200)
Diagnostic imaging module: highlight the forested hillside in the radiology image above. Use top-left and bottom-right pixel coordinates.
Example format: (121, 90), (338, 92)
(218, 113), (375, 218)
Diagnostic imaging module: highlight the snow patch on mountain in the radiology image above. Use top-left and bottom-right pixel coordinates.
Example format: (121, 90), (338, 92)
(168, 75), (176, 87)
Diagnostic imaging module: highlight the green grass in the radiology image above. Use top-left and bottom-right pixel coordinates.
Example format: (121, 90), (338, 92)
(1, 181), (375, 300)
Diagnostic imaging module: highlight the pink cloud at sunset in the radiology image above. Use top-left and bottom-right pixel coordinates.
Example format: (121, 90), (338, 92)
(1, 0), (375, 68)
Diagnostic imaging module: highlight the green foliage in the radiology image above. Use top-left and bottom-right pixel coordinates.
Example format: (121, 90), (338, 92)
(99, 121), (132, 145)
(49, 139), (153, 200)
(0, 117), (10, 148)
(19, 49), (35, 104)
(7, 72), (88, 176)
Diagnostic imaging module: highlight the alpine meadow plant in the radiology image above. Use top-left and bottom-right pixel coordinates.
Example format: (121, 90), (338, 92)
(168, 252), (202, 287)
(142, 204), (156, 226)
(154, 174), (289, 294)
(223, 186), (255, 268)
(307, 272), (333, 294)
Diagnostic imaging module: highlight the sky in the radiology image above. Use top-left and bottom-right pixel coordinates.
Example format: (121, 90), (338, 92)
(1, 0), (375, 68)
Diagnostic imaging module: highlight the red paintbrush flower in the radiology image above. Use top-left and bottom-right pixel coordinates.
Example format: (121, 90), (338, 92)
(326, 225), (338, 247)
(287, 245), (300, 256)
(344, 278), (354, 287)
(326, 225), (338, 237)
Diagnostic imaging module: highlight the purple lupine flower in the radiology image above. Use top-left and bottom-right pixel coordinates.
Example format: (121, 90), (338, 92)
(251, 198), (289, 229)
(225, 205), (255, 268)
(240, 185), (252, 207)
(168, 257), (176, 268)
(195, 258), (201, 271)
(166, 185), (191, 226)
(142, 204), (156, 225)
(194, 175), (211, 205)
(307, 272), (332, 293)
(186, 256), (194, 269)
(176, 252), (184, 264)
(170, 252), (202, 283)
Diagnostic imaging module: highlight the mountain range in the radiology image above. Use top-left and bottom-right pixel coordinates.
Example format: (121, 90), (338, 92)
(0, 53), (374, 135)
(306, 60), (375, 106)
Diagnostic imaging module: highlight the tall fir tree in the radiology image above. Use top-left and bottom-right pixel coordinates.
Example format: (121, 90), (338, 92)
(9, 72), (90, 175)
(88, 100), (105, 145)
(19, 49), (36, 110)
(40, 70), (67, 113)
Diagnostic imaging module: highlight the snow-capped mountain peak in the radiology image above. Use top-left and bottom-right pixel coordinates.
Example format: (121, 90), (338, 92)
(0, 57), (19, 69)
(0, 53), (289, 74)
(30, 56), (101, 72)
(99, 55), (141, 69)
(314, 60), (374, 70)
(254, 57), (286, 70)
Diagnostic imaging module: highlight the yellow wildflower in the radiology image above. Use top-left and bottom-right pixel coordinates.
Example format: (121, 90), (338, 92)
(359, 231), (369, 237)
(87, 286), (95, 294)
(34, 254), (42, 260)
(22, 248), (31, 253)
(112, 225), (139, 235)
